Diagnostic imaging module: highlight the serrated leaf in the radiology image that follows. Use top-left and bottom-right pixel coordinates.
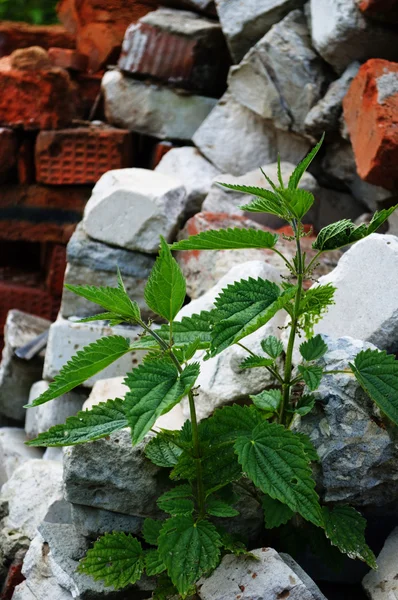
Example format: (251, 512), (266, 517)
(278, 188), (314, 219)
(209, 278), (296, 357)
(206, 405), (263, 444)
(250, 389), (282, 413)
(145, 432), (183, 467)
(288, 134), (324, 190)
(262, 495), (294, 529)
(25, 336), (132, 407)
(170, 228), (278, 251)
(77, 312), (124, 325)
(234, 422), (322, 527)
(157, 486), (194, 516)
(236, 186), (289, 220)
(293, 394), (316, 417)
(158, 516), (222, 596)
(143, 519), (163, 546)
(153, 574), (178, 600)
(77, 532), (144, 589)
(65, 283), (140, 322)
(351, 348), (398, 426)
(298, 284), (336, 336)
(294, 432), (320, 463)
(26, 399), (127, 447)
(130, 312), (213, 351)
(239, 355), (274, 370)
(322, 506), (377, 568)
(206, 499), (239, 518)
(125, 360), (200, 445)
(144, 237), (186, 321)
(367, 204), (397, 234)
(300, 335), (328, 362)
(298, 365), (323, 391)
(145, 549), (166, 576)
(261, 336), (284, 359)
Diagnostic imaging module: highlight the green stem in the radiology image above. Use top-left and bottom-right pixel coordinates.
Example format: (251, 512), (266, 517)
(279, 222), (303, 424)
(237, 342), (284, 385)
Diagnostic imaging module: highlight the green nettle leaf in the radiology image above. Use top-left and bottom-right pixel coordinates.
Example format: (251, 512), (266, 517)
(130, 312), (214, 352)
(322, 506), (377, 569)
(209, 278), (296, 357)
(262, 495), (294, 529)
(261, 336), (284, 359)
(78, 312), (125, 326)
(145, 433), (183, 468)
(26, 399), (127, 447)
(144, 237), (186, 321)
(157, 486), (194, 516)
(153, 574), (178, 600)
(77, 532), (145, 589)
(250, 389), (282, 414)
(294, 432), (320, 463)
(297, 365), (323, 391)
(170, 228), (278, 251)
(278, 188), (314, 219)
(299, 335), (328, 362)
(234, 422), (322, 527)
(206, 499), (239, 518)
(206, 405), (263, 444)
(146, 549), (167, 576)
(288, 134), (324, 191)
(293, 394), (316, 417)
(239, 356), (274, 370)
(25, 336), (132, 408)
(313, 204), (397, 252)
(351, 349), (398, 426)
(158, 516), (222, 596)
(143, 519), (163, 546)
(125, 360), (200, 445)
(65, 283), (140, 322)
(298, 284), (336, 336)
(238, 189), (289, 220)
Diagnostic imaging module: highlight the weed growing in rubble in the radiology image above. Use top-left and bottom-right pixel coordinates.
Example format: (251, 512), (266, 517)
(25, 136), (398, 597)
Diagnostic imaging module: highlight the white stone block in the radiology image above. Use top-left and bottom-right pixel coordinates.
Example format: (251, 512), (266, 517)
(0, 428), (42, 487)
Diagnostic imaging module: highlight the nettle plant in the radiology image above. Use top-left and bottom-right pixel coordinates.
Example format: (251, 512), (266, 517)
(26, 138), (398, 597)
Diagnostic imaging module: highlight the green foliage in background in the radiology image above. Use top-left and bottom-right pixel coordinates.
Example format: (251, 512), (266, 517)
(0, 0), (58, 24)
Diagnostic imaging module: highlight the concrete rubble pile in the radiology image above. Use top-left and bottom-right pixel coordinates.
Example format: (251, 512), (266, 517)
(1, 0), (398, 598)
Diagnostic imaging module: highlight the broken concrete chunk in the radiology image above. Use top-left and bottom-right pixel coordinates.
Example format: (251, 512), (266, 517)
(362, 526), (398, 599)
(0, 428), (43, 487)
(70, 504), (144, 539)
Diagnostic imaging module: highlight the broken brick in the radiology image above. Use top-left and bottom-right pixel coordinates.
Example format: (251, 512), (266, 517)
(0, 128), (18, 180)
(35, 127), (133, 185)
(45, 244), (67, 297)
(17, 136), (36, 184)
(118, 8), (230, 95)
(0, 281), (54, 329)
(0, 184), (90, 243)
(358, 0), (398, 23)
(0, 22), (75, 58)
(48, 47), (88, 71)
(343, 59), (398, 190)
(0, 56), (77, 129)
(57, 0), (159, 72)
(150, 141), (175, 169)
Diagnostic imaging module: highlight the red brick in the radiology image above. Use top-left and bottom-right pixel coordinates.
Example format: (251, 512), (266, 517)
(0, 552), (25, 600)
(48, 47), (88, 71)
(343, 59), (398, 190)
(35, 127), (133, 185)
(0, 184), (91, 243)
(0, 281), (54, 328)
(17, 137), (36, 184)
(358, 0), (398, 22)
(0, 128), (18, 179)
(0, 56), (77, 130)
(150, 141), (174, 169)
(45, 244), (67, 297)
(0, 22), (75, 58)
(118, 11), (230, 95)
(57, 0), (159, 72)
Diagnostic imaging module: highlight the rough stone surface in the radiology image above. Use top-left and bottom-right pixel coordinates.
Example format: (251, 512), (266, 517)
(193, 92), (310, 176)
(343, 59), (398, 190)
(296, 336), (398, 506)
(304, 61), (360, 136)
(0, 428), (43, 487)
(118, 8), (230, 96)
(63, 429), (170, 517)
(25, 381), (87, 441)
(155, 147), (220, 219)
(0, 310), (50, 422)
(43, 317), (142, 384)
(198, 547), (327, 600)
(83, 168), (186, 253)
(177, 261), (284, 420)
(310, 234), (398, 352)
(228, 10), (330, 134)
(310, 0), (398, 73)
(0, 460), (63, 542)
(321, 140), (392, 211)
(61, 224), (155, 319)
(70, 504), (144, 539)
(103, 69), (217, 141)
(362, 526), (398, 598)
(215, 0), (306, 62)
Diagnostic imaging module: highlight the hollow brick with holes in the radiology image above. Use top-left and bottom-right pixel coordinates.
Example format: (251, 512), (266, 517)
(35, 127), (134, 185)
